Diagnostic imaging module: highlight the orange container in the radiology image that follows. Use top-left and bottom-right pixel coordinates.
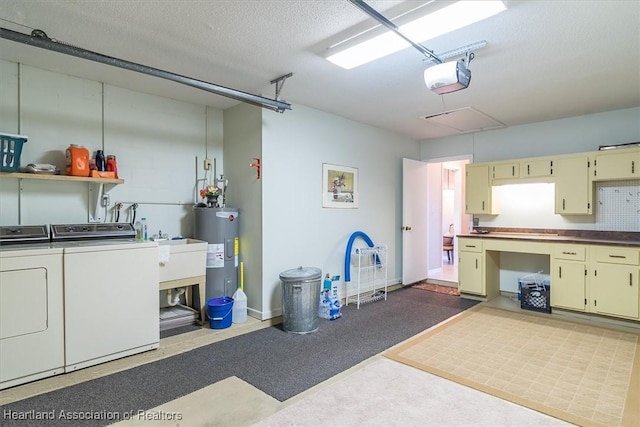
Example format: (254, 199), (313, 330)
(90, 170), (115, 178)
(65, 144), (90, 177)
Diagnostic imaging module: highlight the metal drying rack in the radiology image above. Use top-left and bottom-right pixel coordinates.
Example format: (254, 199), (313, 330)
(346, 243), (388, 309)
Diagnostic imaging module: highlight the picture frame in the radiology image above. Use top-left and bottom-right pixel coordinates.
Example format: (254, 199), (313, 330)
(322, 163), (359, 208)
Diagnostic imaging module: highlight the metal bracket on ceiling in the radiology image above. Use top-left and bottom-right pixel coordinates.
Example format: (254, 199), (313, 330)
(424, 41), (487, 67)
(465, 51), (475, 66)
(270, 73), (293, 101)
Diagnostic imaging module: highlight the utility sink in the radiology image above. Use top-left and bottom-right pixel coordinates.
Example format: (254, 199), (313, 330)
(158, 238), (207, 282)
(158, 238), (189, 245)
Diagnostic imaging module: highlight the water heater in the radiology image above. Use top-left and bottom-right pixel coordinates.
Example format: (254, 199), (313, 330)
(194, 207), (239, 300)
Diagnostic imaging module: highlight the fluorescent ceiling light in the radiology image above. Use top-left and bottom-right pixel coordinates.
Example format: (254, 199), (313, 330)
(327, 1), (506, 69)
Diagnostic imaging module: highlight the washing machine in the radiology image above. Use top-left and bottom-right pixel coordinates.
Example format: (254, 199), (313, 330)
(50, 223), (160, 372)
(0, 225), (64, 390)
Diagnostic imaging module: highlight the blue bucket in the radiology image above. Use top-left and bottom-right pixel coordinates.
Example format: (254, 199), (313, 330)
(206, 296), (234, 329)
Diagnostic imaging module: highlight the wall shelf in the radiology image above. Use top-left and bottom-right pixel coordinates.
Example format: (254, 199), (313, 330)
(0, 172), (123, 185)
(0, 172), (124, 223)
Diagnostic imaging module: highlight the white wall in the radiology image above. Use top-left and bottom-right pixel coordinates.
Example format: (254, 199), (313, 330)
(419, 108), (640, 293)
(257, 104), (420, 319)
(1, 59), (421, 321)
(223, 102), (264, 318)
(420, 107), (640, 162)
(420, 107), (640, 231)
(0, 60), (220, 238)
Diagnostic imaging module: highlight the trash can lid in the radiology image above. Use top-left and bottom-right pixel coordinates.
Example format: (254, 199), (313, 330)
(279, 266), (322, 281)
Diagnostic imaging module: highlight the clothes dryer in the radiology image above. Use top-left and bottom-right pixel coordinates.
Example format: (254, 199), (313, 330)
(0, 225), (64, 390)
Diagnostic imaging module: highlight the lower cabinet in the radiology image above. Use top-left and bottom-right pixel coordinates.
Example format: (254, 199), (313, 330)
(457, 238), (500, 299)
(591, 246), (640, 320)
(456, 237), (640, 322)
(459, 251), (484, 295)
(551, 244), (588, 311)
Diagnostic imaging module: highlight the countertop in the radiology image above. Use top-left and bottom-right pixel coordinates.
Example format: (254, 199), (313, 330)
(458, 228), (640, 248)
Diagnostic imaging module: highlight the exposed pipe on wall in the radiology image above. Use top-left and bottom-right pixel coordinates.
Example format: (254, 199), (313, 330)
(0, 27), (292, 113)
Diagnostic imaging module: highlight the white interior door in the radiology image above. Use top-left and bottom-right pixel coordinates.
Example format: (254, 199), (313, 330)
(402, 158), (429, 285)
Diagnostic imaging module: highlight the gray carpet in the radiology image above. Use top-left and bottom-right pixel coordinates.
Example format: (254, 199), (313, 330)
(0, 287), (478, 426)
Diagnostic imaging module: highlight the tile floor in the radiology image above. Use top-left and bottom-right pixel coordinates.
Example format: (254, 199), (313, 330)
(386, 306), (640, 427)
(427, 257), (458, 284)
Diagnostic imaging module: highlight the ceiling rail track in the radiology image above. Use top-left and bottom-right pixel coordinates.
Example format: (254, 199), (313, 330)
(346, 0), (443, 64)
(0, 27), (292, 113)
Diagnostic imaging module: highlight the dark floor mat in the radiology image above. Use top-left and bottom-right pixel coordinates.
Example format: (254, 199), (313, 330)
(0, 287), (478, 427)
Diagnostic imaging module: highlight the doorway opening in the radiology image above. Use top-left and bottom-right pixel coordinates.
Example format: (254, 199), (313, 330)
(426, 156), (471, 286)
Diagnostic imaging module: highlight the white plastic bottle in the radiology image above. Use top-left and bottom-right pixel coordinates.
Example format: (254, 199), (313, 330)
(134, 220), (143, 241)
(232, 261), (248, 323)
(232, 288), (247, 323)
(141, 217), (148, 240)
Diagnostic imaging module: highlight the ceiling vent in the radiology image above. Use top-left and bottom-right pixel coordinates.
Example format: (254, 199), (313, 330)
(422, 107), (505, 134)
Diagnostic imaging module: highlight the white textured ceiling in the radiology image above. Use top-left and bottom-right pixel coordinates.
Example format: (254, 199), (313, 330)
(0, 0), (639, 140)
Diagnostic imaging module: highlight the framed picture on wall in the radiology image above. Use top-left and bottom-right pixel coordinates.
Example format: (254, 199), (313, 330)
(322, 163), (359, 208)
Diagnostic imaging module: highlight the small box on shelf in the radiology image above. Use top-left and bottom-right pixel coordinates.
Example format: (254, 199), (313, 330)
(90, 170), (116, 179)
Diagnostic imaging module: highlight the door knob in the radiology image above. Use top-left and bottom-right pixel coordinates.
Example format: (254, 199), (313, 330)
(402, 226), (412, 231)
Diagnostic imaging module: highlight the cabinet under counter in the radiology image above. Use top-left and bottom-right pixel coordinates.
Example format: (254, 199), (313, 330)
(456, 232), (640, 322)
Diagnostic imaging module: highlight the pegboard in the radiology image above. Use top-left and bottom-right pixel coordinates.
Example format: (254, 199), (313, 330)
(595, 180), (640, 231)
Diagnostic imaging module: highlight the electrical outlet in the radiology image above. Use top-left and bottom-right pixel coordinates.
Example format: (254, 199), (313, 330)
(101, 194), (110, 207)
(204, 159), (212, 170)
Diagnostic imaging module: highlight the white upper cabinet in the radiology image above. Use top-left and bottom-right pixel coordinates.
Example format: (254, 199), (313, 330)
(592, 147), (640, 181)
(554, 154), (592, 215)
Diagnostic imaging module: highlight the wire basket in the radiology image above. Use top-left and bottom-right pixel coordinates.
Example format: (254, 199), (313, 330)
(519, 273), (551, 314)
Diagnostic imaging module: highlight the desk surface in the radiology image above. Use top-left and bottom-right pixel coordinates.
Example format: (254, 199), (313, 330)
(458, 232), (640, 248)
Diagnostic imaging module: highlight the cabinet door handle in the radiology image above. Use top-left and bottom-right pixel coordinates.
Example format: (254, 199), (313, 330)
(609, 255), (626, 259)
(475, 259), (478, 269)
(562, 199), (566, 210)
(527, 164), (530, 175)
(562, 251), (577, 255)
(632, 161), (635, 174)
(512, 165), (515, 176)
(559, 266), (562, 279)
(482, 201), (485, 211)
(465, 245), (476, 248)
(631, 273), (633, 287)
